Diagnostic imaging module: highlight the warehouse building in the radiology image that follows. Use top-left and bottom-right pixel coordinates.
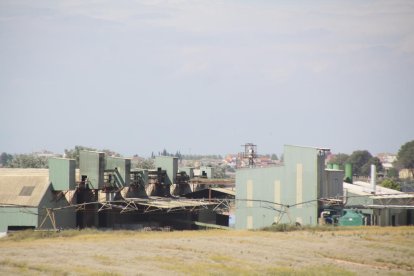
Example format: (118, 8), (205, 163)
(344, 181), (414, 226)
(235, 145), (343, 230)
(0, 152), (226, 233)
(0, 167), (76, 233)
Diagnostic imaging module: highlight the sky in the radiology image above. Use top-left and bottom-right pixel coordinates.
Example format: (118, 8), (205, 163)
(1, 0), (414, 157)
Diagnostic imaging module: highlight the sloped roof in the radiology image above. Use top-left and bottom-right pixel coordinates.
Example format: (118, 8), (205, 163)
(344, 181), (402, 196)
(0, 169), (50, 207)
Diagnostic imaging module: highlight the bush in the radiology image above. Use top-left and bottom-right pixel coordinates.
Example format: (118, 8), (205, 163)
(380, 178), (401, 191)
(261, 223), (302, 232)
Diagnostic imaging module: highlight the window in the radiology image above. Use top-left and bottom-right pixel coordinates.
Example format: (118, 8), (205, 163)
(19, 186), (35, 196)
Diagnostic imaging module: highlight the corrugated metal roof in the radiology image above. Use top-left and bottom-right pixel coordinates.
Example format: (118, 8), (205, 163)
(344, 181), (402, 196)
(122, 196), (214, 209)
(183, 187), (236, 199)
(0, 169), (50, 207)
(210, 188), (235, 196)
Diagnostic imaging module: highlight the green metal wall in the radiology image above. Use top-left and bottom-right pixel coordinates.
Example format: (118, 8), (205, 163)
(38, 185), (76, 230)
(345, 163), (353, 183)
(79, 151), (105, 189)
(0, 187), (76, 232)
(48, 158), (76, 190)
(155, 156), (178, 185)
(0, 207), (38, 232)
(200, 166), (214, 179)
(105, 157), (131, 187)
(179, 167), (194, 179)
(235, 145), (320, 229)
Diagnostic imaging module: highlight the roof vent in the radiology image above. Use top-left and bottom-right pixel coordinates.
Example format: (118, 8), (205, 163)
(19, 186), (35, 196)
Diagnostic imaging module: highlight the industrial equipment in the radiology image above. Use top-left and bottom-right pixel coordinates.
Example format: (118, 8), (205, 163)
(338, 209), (365, 226)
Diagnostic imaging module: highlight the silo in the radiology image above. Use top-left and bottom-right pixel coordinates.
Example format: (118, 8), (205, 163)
(345, 163), (353, 183)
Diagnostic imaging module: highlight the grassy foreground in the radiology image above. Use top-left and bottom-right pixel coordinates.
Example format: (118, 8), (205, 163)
(0, 226), (413, 275)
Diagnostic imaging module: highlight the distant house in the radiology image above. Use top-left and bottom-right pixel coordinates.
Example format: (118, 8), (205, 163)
(376, 153), (397, 175)
(399, 169), (414, 180)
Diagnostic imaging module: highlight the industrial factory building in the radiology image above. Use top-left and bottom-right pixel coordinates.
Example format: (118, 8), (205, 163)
(0, 152), (231, 233)
(235, 145), (343, 229)
(2, 144), (413, 233)
(344, 181), (414, 226)
(235, 144), (414, 229)
(0, 168), (75, 232)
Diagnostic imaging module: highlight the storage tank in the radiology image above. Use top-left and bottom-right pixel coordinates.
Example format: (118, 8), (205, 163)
(333, 164), (340, 170)
(344, 163), (353, 183)
(338, 210), (364, 226)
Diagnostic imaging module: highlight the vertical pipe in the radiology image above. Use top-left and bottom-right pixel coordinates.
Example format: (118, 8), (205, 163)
(371, 164), (376, 193)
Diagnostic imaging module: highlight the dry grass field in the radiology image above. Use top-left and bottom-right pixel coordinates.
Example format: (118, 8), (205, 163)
(0, 226), (413, 276)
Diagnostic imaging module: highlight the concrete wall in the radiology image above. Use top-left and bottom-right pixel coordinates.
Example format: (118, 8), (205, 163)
(321, 170), (344, 198)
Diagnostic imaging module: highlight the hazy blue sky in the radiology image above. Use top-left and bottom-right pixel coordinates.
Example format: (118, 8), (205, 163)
(1, 0), (413, 157)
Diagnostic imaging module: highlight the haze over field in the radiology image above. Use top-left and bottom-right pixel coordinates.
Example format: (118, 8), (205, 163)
(1, 1), (413, 156)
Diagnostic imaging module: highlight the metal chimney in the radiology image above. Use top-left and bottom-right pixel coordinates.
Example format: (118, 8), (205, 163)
(370, 164), (376, 194)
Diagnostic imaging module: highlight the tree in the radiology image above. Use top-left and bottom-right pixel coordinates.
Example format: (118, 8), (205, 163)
(361, 157), (383, 176)
(271, 154), (278, 161)
(380, 179), (401, 191)
(387, 167), (399, 179)
(64, 145), (97, 168)
(64, 146), (123, 168)
(133, 158), (155, 169)
(101, 149), (122, 157)
(9, 154), (48, 168)
(0, 152), (13, 167)
(347, 150), (372, 176)
(396, 140), (414, 176)
(328, 153), (350, 168)
(212, 165), (226, 179)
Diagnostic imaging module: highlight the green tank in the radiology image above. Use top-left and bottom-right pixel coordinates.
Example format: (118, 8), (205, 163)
(338, 210), (364, 226)
(327, 163), (334, 169)
(333, 164), (340, 170)
(345, 163), (353, 183)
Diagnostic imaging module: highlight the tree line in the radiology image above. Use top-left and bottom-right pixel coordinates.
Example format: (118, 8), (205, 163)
(0, 145), (122, 169)
(152, 149), (223, 161)
(328, 140), (414, 191)
(328, 140), (414, 178)
(1, 140), (413, 178)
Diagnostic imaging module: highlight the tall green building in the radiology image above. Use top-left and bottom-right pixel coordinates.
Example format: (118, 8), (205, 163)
(236, 145), (339, 229)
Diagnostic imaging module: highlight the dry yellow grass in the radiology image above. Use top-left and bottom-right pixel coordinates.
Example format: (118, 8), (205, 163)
(0, 227), (413, 275)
